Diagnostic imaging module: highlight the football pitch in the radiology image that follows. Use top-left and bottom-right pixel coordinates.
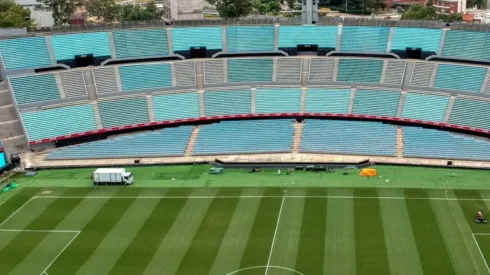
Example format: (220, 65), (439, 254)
(2, 165), (490, 275)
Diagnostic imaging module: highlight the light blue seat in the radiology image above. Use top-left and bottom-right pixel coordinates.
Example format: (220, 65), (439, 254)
(337, 59), (383, 83)
(98, 97), (149, 128)
(448, 98), (490, 130)
(401, 93), (449, 122)
(391, 28), (442, 52)
(228, 59), (273, 82)
(304, 88), (351, 114)
(50, 32), (111, 60)
(278, 26), (337, 48)
(300, 119), (396, 156)
(226, 26), (275, 52)
(9, 74), (60, 104)
(152, 92), (199, 121)
(21, 104), (97, 141)
(255, 88), (301, 113)
(340, 27), (389, 52)
(404, 126), (490, 161)
(353, 90), (400, 116)
(204, 89), (251, 116)
(172, 27), (223, 51)
(442, 31), (490, 60)
(0, 37), (51, 70)
(47, 126), (193, 159)
(193, 119), (294, 155)
(433, 64), (486, 92)
(113, 28), (169, 58)
(119, 63), (172, 91)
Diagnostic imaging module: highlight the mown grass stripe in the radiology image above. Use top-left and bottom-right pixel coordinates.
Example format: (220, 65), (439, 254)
(405, 190), (456, 275)
(47, 194), (140, 275)
(354, 189), (390, 275)
(295, 191), (326, 275)
(0, 188), (41, 224)
(378, 189), (423, 275)
(456, 191), (490, 235)
(175, 195), (240, 274)
(239, 196), (282, 269)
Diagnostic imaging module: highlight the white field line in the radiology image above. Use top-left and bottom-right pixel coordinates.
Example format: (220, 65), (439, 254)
(40, 230), (81, 275)
(472, 234), (490, 275)
(0, 197), (36, 228)
(265, 196), (285, 275)
(0, 229), (80, 233)
(226, 265), (304, 275)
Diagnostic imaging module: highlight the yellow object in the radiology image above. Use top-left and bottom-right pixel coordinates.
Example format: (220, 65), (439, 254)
(360, 168), (377, 177)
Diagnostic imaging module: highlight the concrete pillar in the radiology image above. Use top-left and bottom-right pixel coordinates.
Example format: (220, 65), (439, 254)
(222, 27), (227, 52)
(195, 61), (205, 91)
(437, 29), (448, 56)
(146, 95), (155, 122)
(223, 59), (228, 83)
(54, 74), (65, 99)
(443, 96), (456, 123)
(386, 27), (395, 53)
(300, 87), (307, 113)
(272, 58), (278, 82)
(251, 87), (256, 114)
(336, 25), (342, 51)
(301, 58), (310, 87)
(91, 102), (103, 129)
(274, 24), (280, 51)
(44, 36), (56, 65)
(395, 91), (406, 118)
(480, 68), (490, 93)
(198, 90), (205, 117)
(380, 60), (388, 84)
(428, 63), (438, 87)
(348, 87), (356, 114)
(114, 66), (123, 92)
(107, 32), (117, 59)
(170, 63), (177, 87)
(83, 69), (98, 101)
(401, 61), (414, 90)
(332, 58), (339, 81)
(166, 28), (173, 55)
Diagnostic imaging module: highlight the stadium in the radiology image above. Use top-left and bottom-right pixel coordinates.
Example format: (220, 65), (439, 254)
(1, 14), (490, 275)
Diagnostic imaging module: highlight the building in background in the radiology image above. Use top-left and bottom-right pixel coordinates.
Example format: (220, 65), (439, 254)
(433, 0), (467, 13)
(168, 0), (213, 20)
(15, 0), (54, 28)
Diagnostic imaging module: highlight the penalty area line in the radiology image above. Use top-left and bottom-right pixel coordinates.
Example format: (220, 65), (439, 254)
(265, 196), (285, 275)
(40, 230), (81, 275)
(472, 233), (490, 275)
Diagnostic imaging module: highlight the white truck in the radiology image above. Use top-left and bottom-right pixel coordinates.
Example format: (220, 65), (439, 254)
(92, 168), (134, 185)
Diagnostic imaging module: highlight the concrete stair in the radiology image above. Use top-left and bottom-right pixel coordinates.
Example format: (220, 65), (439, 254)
(184, 126), (201, 156)
(396, 126), (404, 157)
(292, 121), (304, 153)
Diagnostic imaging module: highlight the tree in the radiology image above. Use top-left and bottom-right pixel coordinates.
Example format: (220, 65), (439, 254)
(35, 0), (84, 25)
(117, 2), (163, 22)
(284, 0), (294, 9)
(401, 4), (462, 21)
(208, 0), (253, 18)
(86, 0), (120, 22)
(0, 0), (35, 30)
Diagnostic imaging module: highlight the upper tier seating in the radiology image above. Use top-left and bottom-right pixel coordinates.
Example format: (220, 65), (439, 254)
(401, 93), (449, 122)
(193, 119), (293, 154)
(304, 88), (351, 114)
(448, 97), (490, 130)
(46, 126), (193, 159)
(50, 32), (111, 61)
(337, 59), (383, 83)
(340, 27), (389, 52)
(119, 63), (172, 91)
(227, 59), (273, 83)
(172, 27), (223, 51)
(300, 119), (396, 156)
(98, 97), (150, 128)
(152, 92), (200, 121)
(441, 30), (490, 60)
(21, 104), (97, 141)
(255, 88), (301, 113)
(403, 126), (490, 161)
(9, 74), (60, 105)
(93, 67), (119, 94)
(226, 26), (275, 52)
(113, 29), (169, 58)
(353, 90), (400, 116)
(433, 64), (487, 92)
(391, 28), (441, 52)
(278, 26), (337, 48)
(204, 89), (251, 116)
(0, 37), (51, 70)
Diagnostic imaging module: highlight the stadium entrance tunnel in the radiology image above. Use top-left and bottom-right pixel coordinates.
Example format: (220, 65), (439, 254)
(225, 266), (305, 275)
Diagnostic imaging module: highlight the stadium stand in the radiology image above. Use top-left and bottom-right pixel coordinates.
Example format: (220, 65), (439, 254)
(304, 88), (351, 114)
(50, 32), (111, 61)
(0, 37), (51, 70)
(226, 26), (275, 52)
(401, 92), (449, 122)
(337, 59), (384, 83)
(59, 70), (87, 98)
(308, 58), (335, 82)
(172, 27), (223, 52)
(98, 97), (150, 128)
(433, 64), (487, 92)
(193, 119), (293, 154)
(448, 97), (490, 130)
(21, 104), (97, 141)
(174, 62), (196, 86)
(46, 126), (193, 159)
(278, 26), (337, 49)
(409, 62), (434, 87)
(9, 74), (60, 105)
(276, 58), (303, 82)
(255, 88), (301, 113)
(152, 92), (200, 121)
(352, 89), (401, 116)
(383, 60), (406, 85)
(93, 67), (120, 94)
(390, 28), (442, 53)
(441, 30), (490, 60)
(119, 63), (172, 91)
(203, 60), (225, 84)
(113, 28), (169, 58)
(204, 89), (251, 116)
(340, 27), (389, 52)
(227, 58), (273, 83)
(300, 119), (396, 156)
(404, 126), (490, 160)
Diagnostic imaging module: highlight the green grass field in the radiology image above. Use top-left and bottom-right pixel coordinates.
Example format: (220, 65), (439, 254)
(2, 165), (490, 275)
